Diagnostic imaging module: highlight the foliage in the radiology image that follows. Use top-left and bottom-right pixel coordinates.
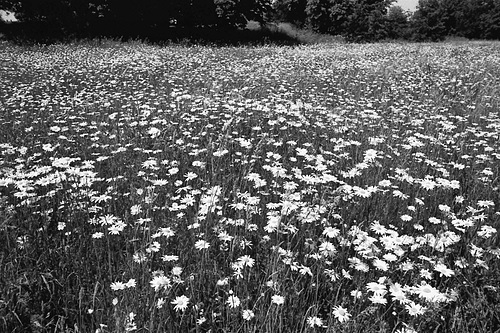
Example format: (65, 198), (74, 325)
(342, 0), (393, 41)
(302, 0), (393, 41)
(3, 0), (500, 42)
(0, 0), (272, 32)
(214, 0), (273, 27)
(272, 0), (309, 27)
(304, 0), (333, 33)
(410, 0), (447, 41)
(411, 0), (500, 41)
(385, 6), (411, 40)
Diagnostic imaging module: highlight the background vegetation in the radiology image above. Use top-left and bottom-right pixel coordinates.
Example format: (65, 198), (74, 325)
(0, 0), (499, 43)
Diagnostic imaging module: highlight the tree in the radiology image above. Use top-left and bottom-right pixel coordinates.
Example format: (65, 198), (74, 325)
(304, 0), (354, 35)
(454, 0), (498, 39)
(343, 0), (394, 41)
(273, 0), (308, 27)
(305, 0), (335, 33)
(214, 0), (272, 27)
(0, 0), (108, 35)
(413, 0), (500, 40)
(411, 0), (447, 41)
(482, 0), (500, 39)
(386, 5), (410, 39)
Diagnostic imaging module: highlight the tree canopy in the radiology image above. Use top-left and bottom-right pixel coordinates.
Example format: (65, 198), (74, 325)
(0, 0), (499, 41)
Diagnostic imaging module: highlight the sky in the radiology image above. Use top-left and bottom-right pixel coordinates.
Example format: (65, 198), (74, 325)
(0, 10), (17, 22)
(396, 0), (418, 11)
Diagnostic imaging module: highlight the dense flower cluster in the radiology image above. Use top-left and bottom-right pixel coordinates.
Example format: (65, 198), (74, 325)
(0, 41), (499, 332)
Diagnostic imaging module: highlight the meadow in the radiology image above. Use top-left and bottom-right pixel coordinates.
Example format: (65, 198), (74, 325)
(0, 40), (500, 333)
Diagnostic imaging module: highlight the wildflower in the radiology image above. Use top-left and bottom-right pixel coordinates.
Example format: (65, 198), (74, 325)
(237, 255), (255, 268)
(108, 221), (126, 235)
(168, 167), (179, 175)
(271, 295), (285, 305)
(354, 187), (372, 198)
(363, 149), (379, 162)
(146, 241), (161, 253)
(299, 265), (313, 276)
(405, 301), (426, 316)
(172, 266), (183, 276)
(217, 278), (229, 286)
(369, 294), (387, 305)
(420, 268), (433, 279)
(332, 305), (351, 323)
(428, 217), (441, 224)
(470, 244), (484, 257)
(142, 159), (157, 169)
(396, 324), (418, 333)
(323, 226), (340, 238)
(147, 127), (161, 138)
(307, 316), (324, 328)
(400, 261), (414, 271)
(389, 283), (408, 303)
(342, 269), (352, 279)
(477, 200), (495, 208)
(184, 172), (198, 181)
(349, 257), (369, 272)
(130, 205), (142, 215)
(351, 290), (362, 299)
(242, 309), (255, 321)
(213, 149), (229, 157)
(393, 190), (409, 199)
(157, 227), (175, 238)
(192, 160), (205, 167)
(195, 239), (210, 250)
(246, 223), (258, 231)
(325, 269), (339, 281)
(434, 263), (454, 277)
(171, 295), (190, 312)
(400, 214), (412, 222)
(150, 275), (171, 291)
(367, 281), (387, 295)
(92, 232), (104, 239)
(370, 221), (387, 234)
(478, 225), (497, 238)
(319, 241), (337, 256)
(420, 178), (436, 190)
(125, 279), (136, 288)
(373, 259), (389, 271)
(414, 283), (442, 302)
(157, 298), (165, 309)
(227, 295), (241, 308)
(438, 204), (451, 213)
(162, 254), (179, 262)
(383, 253), (398, 262)
(125, 312), (137, 332)
(110, 282), (126, 291)
(53, 157), (77, 169)
(378, 179), (392, 187)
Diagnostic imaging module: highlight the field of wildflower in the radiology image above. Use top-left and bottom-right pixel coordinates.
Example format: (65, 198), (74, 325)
(1, 40), (500, 333)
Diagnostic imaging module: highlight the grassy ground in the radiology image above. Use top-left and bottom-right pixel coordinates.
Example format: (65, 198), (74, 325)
(1, 40), (500, 333)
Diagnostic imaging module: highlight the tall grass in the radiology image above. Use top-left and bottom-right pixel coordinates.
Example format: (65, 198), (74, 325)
(0, 40), (500, 333)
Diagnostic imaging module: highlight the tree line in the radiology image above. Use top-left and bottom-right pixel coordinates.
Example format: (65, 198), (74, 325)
(1, 0), (499, 42)
(275, 0), (500, 41)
